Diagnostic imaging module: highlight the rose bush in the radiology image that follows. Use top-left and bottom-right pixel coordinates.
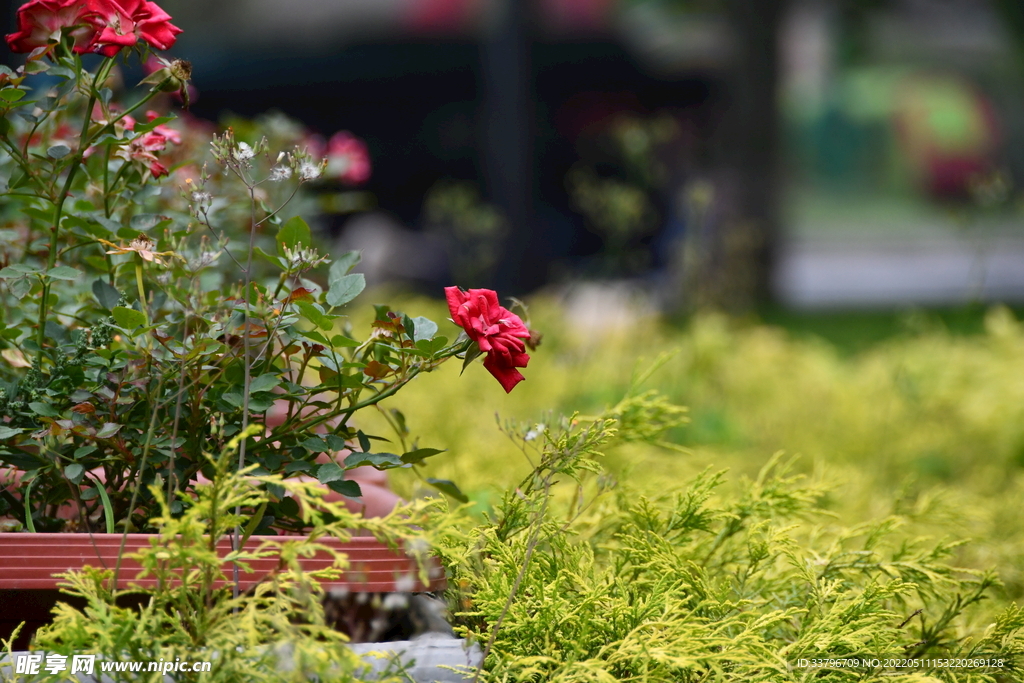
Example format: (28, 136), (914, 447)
(0, 0), (531, 535)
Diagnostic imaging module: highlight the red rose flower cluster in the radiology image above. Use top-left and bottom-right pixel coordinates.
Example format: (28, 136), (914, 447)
(445, 287), (530, 393)
(6, 0), (181, 57)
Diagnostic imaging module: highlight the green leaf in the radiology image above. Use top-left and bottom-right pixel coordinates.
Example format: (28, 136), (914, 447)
(253, 245), (285, 268)
(88, 475), (115, 533)
(129, 213), (168, 231)
(46, 265), (80, 280)
(0, 449), (46, 470)
(276, 215), (311, 253)
(329, 251), (361, 278)
(325, 273), (365, 308)
(427, 478), (468, 503)
(9, 278), (31, 299)
(0, 264), (41, 277)
(47, 144), (71, 159)
(64, 463), (84, 485)
(249, 373), (280, 394)
(7, 171), (26, 190)
(240, 501), (267, 546)
(326, 480), (362, 498)
(316, 462), (345, 484)
(0, 426), (24, 440)
(390, 408), (408, 436)
(356, 431), (372, 453)
(325, 434), (348, 451)
(302, 437), (329, 453)
(95, 422), (122, 439)
(132, 116), (174, 133)
(411, 316), (438, 341)
(461, 342), (483, 375)
(0, 89), (26, 102)
(297, 301), (333, 331)
(23, 479), (35, 532)
(416, 336), (448, 355)
(401, 448), (446, 465)
(49, 65), (76, 80)
(92, 279), (121, 310)
(299, 329), (330, 345)
(248, 394), (275, 412)
(330, 334), (360, 348)
(28, 402), (58, 417)
(221, 392), (243, 408)
(112, 306), (146, 329)
(343, 452), (404, 469)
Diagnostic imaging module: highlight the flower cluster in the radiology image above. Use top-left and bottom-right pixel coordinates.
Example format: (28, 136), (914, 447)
(5, 0), (181, 57)
(117, 111), (180, 177)
(446, 287), (531, 393)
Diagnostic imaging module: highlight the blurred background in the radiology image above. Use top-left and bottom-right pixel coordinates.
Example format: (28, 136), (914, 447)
(4, 0), (1024, 322)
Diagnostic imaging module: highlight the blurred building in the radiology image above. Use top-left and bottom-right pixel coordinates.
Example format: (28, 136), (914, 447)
(777, 0), (1024, 307)
(112, 0), (730, 294)
(3, 0), (1023, 306)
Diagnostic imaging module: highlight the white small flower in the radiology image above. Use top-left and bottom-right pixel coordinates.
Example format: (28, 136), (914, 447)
(187, 250), (219, 271)
(190, 190), (212, 210)
(233, 142), (255, 162)
(281, 244), (329, 271)
(524, 423), (545, 441)
(268, 165), (292, 182)
(298, 160), (322, 181)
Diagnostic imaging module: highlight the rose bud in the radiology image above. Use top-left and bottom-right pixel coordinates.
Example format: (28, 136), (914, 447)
(141, 58), (191, 107)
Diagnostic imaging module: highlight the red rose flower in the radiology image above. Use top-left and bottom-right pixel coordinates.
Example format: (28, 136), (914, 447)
(5, 0), (101, 54)
(445, 286), (530, 393)
(89, 0), (181, 57)
(116, 126), (174, 178)
(6, 0), (180, 57)
(326, 131), (371, 185)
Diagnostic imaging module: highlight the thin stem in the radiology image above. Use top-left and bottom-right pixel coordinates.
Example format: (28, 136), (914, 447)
(253, 183), (302, 228)
(167, 294), (192, 511)
(113, 375), (165, 589)
(233, 181), (259, 599)
(33, 56), (115, 368)
(134, 258), (149, 326)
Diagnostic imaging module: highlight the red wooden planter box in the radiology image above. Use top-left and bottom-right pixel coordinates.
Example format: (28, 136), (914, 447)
(0, 532), (445, 591)
(0, 532), (446, 649)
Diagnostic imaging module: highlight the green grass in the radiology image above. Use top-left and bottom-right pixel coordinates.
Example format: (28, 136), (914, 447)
(349, 295), (1024, 607)
(757, 304), (1024, 355)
